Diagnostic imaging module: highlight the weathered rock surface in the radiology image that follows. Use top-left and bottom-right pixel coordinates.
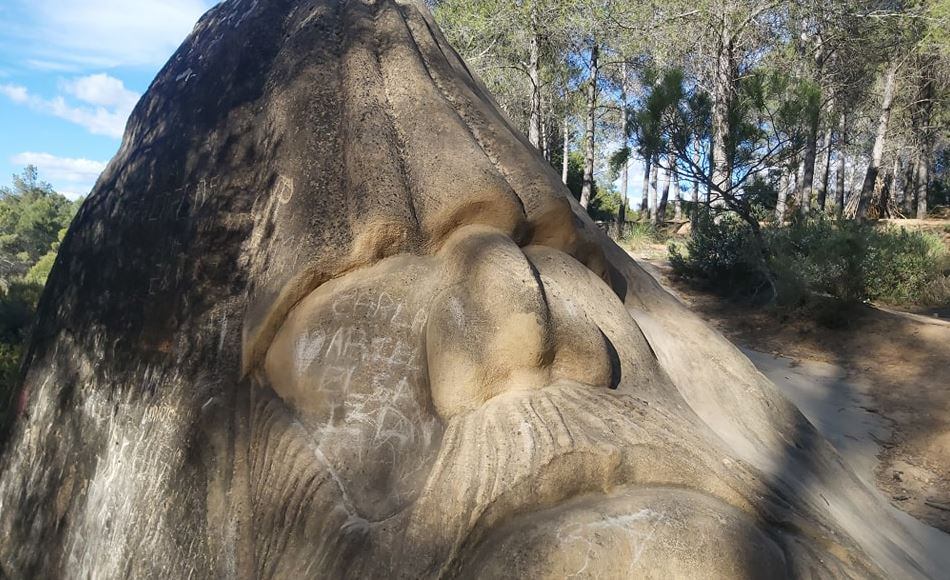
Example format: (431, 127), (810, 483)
(1, 0), (948, 578)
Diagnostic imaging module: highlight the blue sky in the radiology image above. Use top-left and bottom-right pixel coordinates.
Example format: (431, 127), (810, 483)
(0, 0), (216, 199)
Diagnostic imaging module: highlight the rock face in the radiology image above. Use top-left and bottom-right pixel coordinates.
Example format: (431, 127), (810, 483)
(0, 1), (947, 578)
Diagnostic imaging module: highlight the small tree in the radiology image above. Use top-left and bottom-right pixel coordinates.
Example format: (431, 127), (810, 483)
(629, 68), (815, 296)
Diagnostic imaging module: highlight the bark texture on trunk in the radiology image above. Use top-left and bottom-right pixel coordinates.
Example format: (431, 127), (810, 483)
(561, 116), (570, 185)
(649, 158), (658, 221)
(836, 111), (847, 215)
(795, 158), (805, 211)
(640, 156), (651, 214)
(527, 11), (542, 150)
(901, 151), (916, 215)
(674, 181), (682, 222)
(913, 55), (937, 220)
(540, 96), (549, 160)
(857, 63), (898, 219)
(580, 43), (598, 210)
(915, 149), (930, 219)
(892, 155), (905, 213)
(817, 123), (833, 211)
(691, 144), (700, 223)
(800, 105), (820, 215)
(799, 45), (828, 216)
(670, 151), (681, 222)
(776, 172), (788, 222)
(656, 164), (670, 225)
(617, 63), (629, 235)
(882, 155), (899, 215)
(711, 33), (736, 200)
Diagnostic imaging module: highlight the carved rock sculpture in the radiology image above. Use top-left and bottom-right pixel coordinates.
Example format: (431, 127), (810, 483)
(1, 1), (947, 578)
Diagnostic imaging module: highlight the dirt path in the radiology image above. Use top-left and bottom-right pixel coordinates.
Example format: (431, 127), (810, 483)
(743, 348), (950, 570)
(742, 349), (887, 484)
(634, 253), (950, 534)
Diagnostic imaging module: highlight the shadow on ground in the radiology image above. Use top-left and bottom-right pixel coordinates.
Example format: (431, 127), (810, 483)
(640, 255), (950, 533)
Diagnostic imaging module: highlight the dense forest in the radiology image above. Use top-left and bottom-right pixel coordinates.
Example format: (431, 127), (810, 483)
(431, 0), (950, 310)
(431, 0), (948, 223)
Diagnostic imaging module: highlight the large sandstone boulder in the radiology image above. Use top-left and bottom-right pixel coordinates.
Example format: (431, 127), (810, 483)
(1, 0), (947, 577)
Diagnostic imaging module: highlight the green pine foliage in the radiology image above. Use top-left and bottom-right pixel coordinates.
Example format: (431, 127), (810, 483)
(0, 166), (81, 429)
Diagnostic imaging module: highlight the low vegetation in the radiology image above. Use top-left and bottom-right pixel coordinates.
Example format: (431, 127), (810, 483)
(619, 221), (666, 251)
(670, 215), (950, 316)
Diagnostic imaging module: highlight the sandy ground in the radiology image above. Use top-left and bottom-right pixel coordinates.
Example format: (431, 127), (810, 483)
(742, 348), (950, 572)
(632, 250), (950, 534)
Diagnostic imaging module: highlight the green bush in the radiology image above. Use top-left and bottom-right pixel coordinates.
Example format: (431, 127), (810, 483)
(670, 215), (950, 308)
(669, 213), (771, 299)
(863, 226), (946, 304)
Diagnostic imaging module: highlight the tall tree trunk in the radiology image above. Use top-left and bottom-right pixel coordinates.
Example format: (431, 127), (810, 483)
(580, 43), (599, 210)
(707, 134), (716, 205)
(817, 122), (833, 211)
(836, 111), (847, 216)
(857, 63), (898, 220)
(670, 149), (681, 222)
(882, 155), (899, 216)
(893, 154), (905, 213)
(561, 116), (570, 185)
(640, 156), (651, 214)
(691, 143), (700, 223)
(776, 171), (788, 222)
(913, 54), (937, 220)
(649, 158), (658, 221)
(902, 150), (916, 216)
(787, 156), (802, 214)
(795, 158), (805, 212)
(799, 104), (820, 216)
(915, 147), (930, 219)
(617, 62), (629, 236)
(656, 163), (670, 225)
(674, 178), (682, 222)
(711, 32), (736, 200)
(527, 12), (542, 150)
(800, 46), (828, 216)
(617, 160), (628, 233)
(540, 96), (549, 160)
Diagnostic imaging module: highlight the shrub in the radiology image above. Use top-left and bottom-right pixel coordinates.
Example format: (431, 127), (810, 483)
(669, 213), (771, 299)
(862, 226), (946, 304)
(670, 214), (950, 308)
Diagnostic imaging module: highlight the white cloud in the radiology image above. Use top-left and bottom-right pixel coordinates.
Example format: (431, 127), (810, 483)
(0, 74), (139, 138)
(0, 83), (29, 103)
(15, 0), (214, 69)
(24, 59), (83, 73)
(61, 73), (139, 110)
(10, 152), (107, 199)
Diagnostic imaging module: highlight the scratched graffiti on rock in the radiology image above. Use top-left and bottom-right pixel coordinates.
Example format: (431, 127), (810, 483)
(290, 287), (434, 465)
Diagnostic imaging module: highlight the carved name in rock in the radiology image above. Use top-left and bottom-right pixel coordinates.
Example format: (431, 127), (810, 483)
(1, 0), (948, 578)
